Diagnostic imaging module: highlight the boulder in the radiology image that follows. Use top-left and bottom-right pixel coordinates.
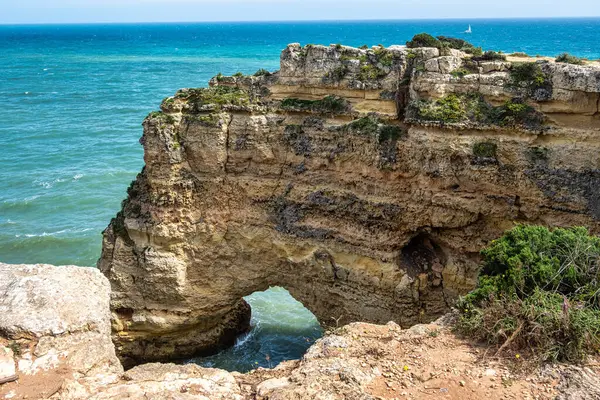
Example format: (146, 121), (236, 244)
(0, 263), (122, 382)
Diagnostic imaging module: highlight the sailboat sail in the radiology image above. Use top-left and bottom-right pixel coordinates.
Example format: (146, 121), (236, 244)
(465, 25), (472, 34)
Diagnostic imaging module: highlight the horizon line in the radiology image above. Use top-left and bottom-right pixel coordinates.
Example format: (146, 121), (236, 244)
(2, 15), (600, 27)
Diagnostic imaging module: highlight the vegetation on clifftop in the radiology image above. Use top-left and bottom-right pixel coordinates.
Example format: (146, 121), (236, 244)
(472, 50), (507, 62)
(457, 225), (600, 363)
(555, 53), (585, 65)
(175, 86), (250, 110)
(146, 111), (175, 124)
(406, 33), (483, 55)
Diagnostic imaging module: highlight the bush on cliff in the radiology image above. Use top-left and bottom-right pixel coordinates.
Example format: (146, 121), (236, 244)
(505, 62), (551, 100)
(457, 225), (600, 362)
(406, 33), (440, 48)
(175, 86), (250, 110)
(472, 50), (507, 62)
(555, 53), (584, 65)
(406, 34), (482, 55)
(436, 36), (482, 55)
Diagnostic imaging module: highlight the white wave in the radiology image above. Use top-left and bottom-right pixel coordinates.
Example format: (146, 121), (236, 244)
(233, 329), (255, 348)
(16, 227), (93, 238)
(35, 180), (53, 189)
(24, 229), (68, 238)
(34, 177), (66, 189)
(24, 195), (40, 202)
(73, 174), (84, 180)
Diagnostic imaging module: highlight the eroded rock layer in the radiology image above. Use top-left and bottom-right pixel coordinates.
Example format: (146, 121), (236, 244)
(98, 43), (600, 364)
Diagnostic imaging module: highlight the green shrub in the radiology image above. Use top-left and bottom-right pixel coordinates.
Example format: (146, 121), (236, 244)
(175, 86), (250, 110)
(493, 98), (545, 129)
(339, 116), (405, 143)
(436, 36), (481, 55)
(254, 68), (271, 77)
(373, 47), (394, 66)
(342, 116), (380, 136)
(555, 53), (584, 65)
(411, 94), (466, 123)
(505, 62), (551, 99)
(359, 44), (369, 50)
(511, 52), (529, 58)
(358, 64), (386, 81)
(457, 225), (600, 362)
(406, 33), (441, 48)
(146, 111), (175, 124)
(409, 94), (545, 129)
(319, 95), (351, 113)
(464, 46), (483, 56)
(473, 51), (507, 62)
(233, 72), (244, 78)
(216, 72), (225, 82)
(436, 36), (472, 50)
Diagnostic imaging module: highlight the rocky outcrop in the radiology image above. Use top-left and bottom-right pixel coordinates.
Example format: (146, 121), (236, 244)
(0, 263), (122, 399)
(98, 43), (600, 365)
(1, 264), (598, 399)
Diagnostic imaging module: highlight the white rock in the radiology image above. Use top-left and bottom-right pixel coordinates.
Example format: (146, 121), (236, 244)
(0, 347), (16, 383)
(256, 377), (291, 396)
(0, 263), (122, 380)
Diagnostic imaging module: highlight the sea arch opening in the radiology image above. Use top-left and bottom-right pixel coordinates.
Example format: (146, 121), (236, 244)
(191, 286), (323, 372)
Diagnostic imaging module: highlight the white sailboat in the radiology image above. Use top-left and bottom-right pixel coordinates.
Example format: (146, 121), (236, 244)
(465, 24), (472, 34)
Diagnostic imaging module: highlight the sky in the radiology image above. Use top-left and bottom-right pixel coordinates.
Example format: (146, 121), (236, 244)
(1, 0), (600, 24)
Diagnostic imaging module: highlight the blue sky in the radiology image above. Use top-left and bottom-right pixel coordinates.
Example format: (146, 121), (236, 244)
(2, 0), (600, 24)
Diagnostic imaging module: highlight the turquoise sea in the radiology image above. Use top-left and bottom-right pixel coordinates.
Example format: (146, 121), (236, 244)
(1, 18), (600, 371)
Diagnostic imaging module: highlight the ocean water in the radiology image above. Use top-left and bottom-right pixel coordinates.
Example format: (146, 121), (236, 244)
(1, 18), (600, 371)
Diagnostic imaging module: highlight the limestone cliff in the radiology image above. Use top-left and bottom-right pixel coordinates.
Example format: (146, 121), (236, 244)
(98, 43), (600, 365)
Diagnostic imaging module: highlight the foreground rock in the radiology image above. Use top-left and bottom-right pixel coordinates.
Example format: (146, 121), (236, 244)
(98, 42), (600, 364)
(0, 263), (122, 399)
(1, 263), (599, 399)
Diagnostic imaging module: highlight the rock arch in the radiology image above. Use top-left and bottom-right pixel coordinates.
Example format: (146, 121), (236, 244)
(99, 43), (600, 366)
